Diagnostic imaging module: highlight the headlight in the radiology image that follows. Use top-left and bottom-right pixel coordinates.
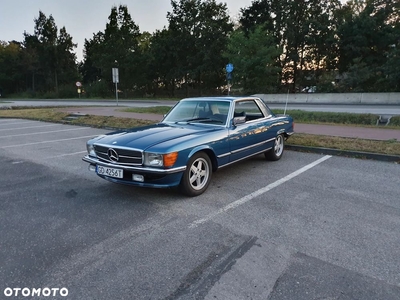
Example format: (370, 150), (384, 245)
(144, 153), (164, 167)
(86, 143), (96, 157)
(144, 152), (178, 168)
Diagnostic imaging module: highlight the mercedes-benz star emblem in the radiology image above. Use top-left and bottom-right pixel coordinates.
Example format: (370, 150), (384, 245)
(107, 148), (119, 162)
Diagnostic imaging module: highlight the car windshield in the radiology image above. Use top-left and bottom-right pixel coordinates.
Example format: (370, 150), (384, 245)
(163, 100), (230, 125)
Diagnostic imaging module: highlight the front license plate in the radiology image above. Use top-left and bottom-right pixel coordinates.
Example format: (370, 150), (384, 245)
(97, 165), (123, 179)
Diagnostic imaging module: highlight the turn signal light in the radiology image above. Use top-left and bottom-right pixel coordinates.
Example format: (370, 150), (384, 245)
(163, 152), (178, 167)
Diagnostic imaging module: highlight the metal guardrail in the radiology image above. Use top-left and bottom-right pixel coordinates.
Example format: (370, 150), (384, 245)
(254, 93), (400, 105)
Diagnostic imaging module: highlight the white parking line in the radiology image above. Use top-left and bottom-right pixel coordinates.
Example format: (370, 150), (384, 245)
(0, 135), (95, 148)
(0, 127), (89, 138)
(0, 124), (59, 132)
(0, 120), (39, 126)
(189, 155), (332, 229)
(49, 151), (87, 158)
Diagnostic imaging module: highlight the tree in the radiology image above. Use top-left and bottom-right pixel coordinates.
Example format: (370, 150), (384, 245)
(80, 32), (104, 84)
(56, 27), (78, 89)
(0, 41), (24, 95)
(194, 0), (233, 93)
(22, 11), (78, 95)
(240, 0), (341, 92)
(146, 29), (180, 97)
(167, 0), (233, 96)
(337, 0), (400, 91)
(134, 31), (155, 95)
(224, 26), (282, 94)
(21, 34), (40, 93)
(300, 0), (341, 89)
(82, 5), (141, 97)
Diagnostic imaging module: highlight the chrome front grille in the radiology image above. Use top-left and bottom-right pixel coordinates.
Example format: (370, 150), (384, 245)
(94, 144), (143, 165)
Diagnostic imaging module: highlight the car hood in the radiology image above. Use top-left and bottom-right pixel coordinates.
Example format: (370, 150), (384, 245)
(93, 123), (221, 150)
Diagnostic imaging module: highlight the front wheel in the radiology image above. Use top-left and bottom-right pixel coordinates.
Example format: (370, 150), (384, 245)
(265, 134), (284, 161)
(180, 152), (212, 197)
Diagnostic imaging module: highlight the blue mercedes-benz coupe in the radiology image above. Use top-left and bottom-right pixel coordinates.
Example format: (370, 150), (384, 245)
(83, 96), (294, 196)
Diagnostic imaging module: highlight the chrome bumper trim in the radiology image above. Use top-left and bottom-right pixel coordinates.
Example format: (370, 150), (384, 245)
(219, 147), (272, 169)
(82, 155), (186, 174)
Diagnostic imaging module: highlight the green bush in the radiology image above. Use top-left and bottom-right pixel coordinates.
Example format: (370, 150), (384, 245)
(58, 84), (78, 98)
(390, 116), (400, 126)
(41, 90), (59, 99)
(6, 91), (37, 99)
(84, 80), (113, 98)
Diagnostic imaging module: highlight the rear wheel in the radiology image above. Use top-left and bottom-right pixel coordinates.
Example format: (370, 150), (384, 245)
(265, 134), (284, 161)
(180, 152), (212, 197)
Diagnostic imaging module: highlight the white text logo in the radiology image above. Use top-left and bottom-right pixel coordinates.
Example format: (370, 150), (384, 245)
(4, 287), (68, 297)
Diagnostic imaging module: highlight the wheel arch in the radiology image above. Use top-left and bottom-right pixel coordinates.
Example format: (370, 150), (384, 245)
(277, 128), (291, 139)
(188, 146), (218, 172)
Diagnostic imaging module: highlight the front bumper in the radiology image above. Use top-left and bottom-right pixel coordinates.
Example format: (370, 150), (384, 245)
(82, 155), (186, 188)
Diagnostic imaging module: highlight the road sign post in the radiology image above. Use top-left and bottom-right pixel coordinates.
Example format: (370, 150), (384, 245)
(226, 63), (234, 95)
(76, 81), (82, 99)
(112, 68), (119, 106)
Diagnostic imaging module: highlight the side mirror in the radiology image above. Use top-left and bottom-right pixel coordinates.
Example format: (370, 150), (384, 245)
(233, 116), (246, 126)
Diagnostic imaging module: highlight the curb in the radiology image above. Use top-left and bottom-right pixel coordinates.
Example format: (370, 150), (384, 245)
(286, 144), (400, 163)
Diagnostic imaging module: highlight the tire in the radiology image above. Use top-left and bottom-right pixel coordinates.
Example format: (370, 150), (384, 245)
(265, 134), (284, 161)
(180, 152), (212, 197)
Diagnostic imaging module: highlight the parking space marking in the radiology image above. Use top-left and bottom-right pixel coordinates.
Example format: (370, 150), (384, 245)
(0, 124), (59, 132)
(0, 120), (40, 126)
(189, 155), (332, 228)
(49, 151), (87, 158)
(0, 135), (95, 148)
(0, 127), (89, 138)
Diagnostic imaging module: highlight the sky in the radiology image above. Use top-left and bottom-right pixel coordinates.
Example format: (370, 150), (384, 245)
(0, 0), (253, 62)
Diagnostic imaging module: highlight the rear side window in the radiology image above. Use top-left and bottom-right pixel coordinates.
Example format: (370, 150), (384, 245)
(234, 100), (265, 121)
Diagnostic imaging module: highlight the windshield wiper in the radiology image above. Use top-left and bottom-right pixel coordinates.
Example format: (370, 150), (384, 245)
(185, 117), (224, 124)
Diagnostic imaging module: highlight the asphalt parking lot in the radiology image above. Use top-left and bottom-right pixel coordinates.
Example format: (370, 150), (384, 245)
(1, 118), (399, 300)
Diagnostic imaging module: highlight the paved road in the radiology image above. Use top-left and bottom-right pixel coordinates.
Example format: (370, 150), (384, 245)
(2, 99), (400, 115)
(1, 118), (399, 299)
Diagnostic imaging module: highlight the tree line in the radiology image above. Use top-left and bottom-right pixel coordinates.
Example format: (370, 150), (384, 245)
(0, 0), (399, 99)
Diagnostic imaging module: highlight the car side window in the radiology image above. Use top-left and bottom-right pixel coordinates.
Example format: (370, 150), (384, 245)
(234, 100), (265, 122)
(263, 105), (273, 117)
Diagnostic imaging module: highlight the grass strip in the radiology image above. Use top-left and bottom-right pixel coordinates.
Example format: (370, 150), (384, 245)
(0, 108), (155, 128)
(120, 106), (172, 115)
(288, 134), (400, 156)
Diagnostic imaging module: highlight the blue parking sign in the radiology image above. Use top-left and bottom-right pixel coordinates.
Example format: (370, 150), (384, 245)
(226, 63), (234, 73)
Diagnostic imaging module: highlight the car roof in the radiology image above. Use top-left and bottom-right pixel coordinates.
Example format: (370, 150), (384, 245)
(180, 96), (259, 102)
